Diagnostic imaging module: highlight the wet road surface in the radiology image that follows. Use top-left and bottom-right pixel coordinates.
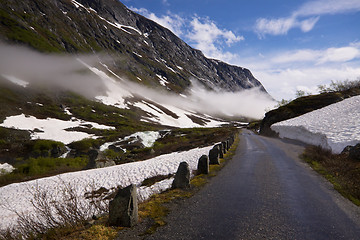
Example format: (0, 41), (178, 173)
(146, 130), (360, 239)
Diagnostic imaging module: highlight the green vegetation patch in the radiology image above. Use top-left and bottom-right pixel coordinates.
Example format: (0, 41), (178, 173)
(301, 146), (360, 206)
(0, 157), (88, 187)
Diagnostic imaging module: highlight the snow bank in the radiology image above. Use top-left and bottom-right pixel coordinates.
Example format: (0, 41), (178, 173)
(0, 114), (115, 144)
(0, 146), (212, 230)
(271, 95), (360, 153)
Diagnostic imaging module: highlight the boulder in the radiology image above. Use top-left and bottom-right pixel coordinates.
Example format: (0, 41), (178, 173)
(108, 184), (138, 227)
(172, 162), (190, 189)
(209, 147), (220, 165)
(197, 155), (209, 174)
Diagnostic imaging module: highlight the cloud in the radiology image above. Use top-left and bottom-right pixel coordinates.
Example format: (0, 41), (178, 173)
(0, 43), (275, 119)
(131, 8), (244, 62)
(186, 17), (244, 61)
(130, 8), (185, 36)
(254, 0), (360, 37)
(255, 15), (319, 37)
(271, 45), (360, 65)
(254, 66), (360, 100)
(236, 43), (360, 100)
(318, 47), (360, 64)
(0, 44), (106, 98)
(295, 0), (360, 16)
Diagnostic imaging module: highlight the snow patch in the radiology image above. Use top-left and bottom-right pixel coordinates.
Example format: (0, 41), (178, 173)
(271, 95), (360, 153)
(156, 74), (169, 86)
(99, 131), (160, 151)
(1, 74), (29, 88)
(133, 52), (142, 58)
(0, 146), (212, 230)
(125, 131), (160, 148)
(96, 15), (142, 35)
(77, 60), (132, 109)
(0, 114), (115, 145)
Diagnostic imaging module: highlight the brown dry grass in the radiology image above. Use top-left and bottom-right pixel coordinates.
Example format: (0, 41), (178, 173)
(301, 146), (360, 206)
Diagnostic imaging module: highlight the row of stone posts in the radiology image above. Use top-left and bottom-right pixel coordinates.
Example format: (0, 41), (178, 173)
(108, 134), (235, 227)
(172, 134), (236, 188)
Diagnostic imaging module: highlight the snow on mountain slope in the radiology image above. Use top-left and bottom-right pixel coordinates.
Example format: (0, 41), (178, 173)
(0, 114), (115, 144)
(0, 145), (212, 230)
(271, 95), (360, 153)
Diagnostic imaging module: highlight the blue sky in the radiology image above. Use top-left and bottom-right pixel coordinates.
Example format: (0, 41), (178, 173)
(123, 0), (360, 100)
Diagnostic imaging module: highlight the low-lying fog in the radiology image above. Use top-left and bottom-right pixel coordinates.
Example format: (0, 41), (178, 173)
(0, 44), (276, 119)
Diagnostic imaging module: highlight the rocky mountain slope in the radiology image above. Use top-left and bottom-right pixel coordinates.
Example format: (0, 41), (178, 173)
(0, 0), (274, 175)
(0, 0), (266, 93)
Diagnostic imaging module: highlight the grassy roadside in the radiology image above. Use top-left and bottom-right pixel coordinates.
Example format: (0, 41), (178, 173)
(300, 146), (360, 206)
(64, 131), (240, 240)
(136, 132), (240, 236)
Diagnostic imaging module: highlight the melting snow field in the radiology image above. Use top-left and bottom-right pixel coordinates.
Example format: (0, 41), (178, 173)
(0, 146), (212, 230)
(271, 95), (360, 153)
(0, 114), (115, 144)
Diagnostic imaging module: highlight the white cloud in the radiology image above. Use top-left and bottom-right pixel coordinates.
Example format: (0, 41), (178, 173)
(254, 0), (360, 37)
(187, 17), (244, 61)
(299, 16), (320, 32)
(255, 17), (296, 36)
(270, 45), (360, 65)
(318, 47), (360, 64)
(131, 7), (244, 62)
(131, 8), (185, 36)
(255, 15), (319, 37)
(295, 0), (360, 16)
(236, 43), (360, 100)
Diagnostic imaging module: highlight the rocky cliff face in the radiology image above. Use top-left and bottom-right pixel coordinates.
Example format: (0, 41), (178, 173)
(0, 0), (266, 93)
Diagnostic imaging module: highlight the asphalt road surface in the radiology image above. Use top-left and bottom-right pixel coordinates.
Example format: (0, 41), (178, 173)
(146, 130), (360, 240)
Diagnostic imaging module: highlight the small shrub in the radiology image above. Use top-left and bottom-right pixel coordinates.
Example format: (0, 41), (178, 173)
(68, 139), (100, 152)
(31, 140), (65, 152)
(0, 181), (108, 239)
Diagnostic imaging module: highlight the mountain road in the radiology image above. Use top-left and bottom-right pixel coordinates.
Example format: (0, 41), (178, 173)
(146, 130), (360, 240)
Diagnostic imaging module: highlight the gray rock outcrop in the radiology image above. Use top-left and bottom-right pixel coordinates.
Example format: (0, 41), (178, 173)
(108, 184), (138, 227)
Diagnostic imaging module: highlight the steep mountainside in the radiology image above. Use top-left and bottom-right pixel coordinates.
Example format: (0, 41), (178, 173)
(0, 0), (265, 93)
(0, 0), (274, 171)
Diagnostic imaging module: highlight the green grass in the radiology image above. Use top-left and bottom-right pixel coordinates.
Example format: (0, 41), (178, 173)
(301, 146), (360, 206)
(0, 157), (88, 187)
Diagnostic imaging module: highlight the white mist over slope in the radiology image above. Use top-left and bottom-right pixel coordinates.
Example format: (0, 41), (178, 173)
(0, 44), (276, 120)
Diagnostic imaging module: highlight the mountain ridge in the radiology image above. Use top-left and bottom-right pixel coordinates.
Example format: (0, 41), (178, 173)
(0, 0), (267, 94)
